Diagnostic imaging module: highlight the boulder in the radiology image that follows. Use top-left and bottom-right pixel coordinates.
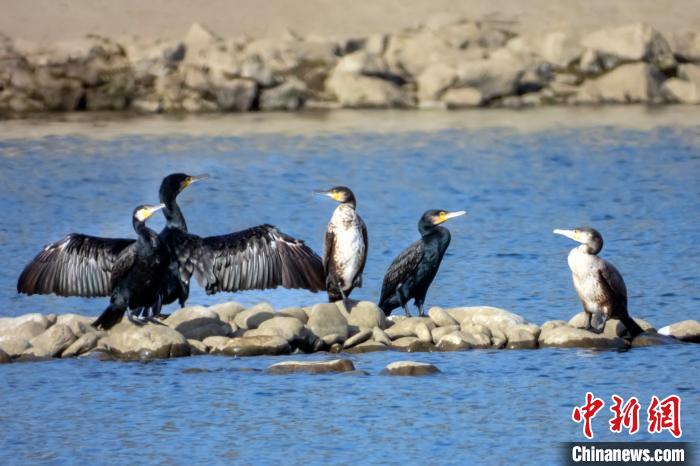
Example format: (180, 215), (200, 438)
(279, 307), (308, 324)
(347, 301), (387, 330)
(678, 64), (700, 89)
(658, 320), (700, 343)
(454, 49), (525, 101)
(61, 331), (102, 358)
(445, 306), (527, 332)
(208, 301), (246, 324)
(165, 306), (232, 340)
(343, 328), (372, 349)
(428, 307), (459, 327)
(211, 78), (257, 111)
(442, 87), (483, 108)
(436, 332), (471, 351)
(0, 348), (9, 364)
(234, 303), (276, 329)
(345, 340), (388, 354)
(581, 23), (676, 71)
(202, 336), (232, 353)
(103, 321), (190, 359)
(187, 339), (208, 355)
(414, 322), (433, 343)
(267, 359), (355, 374)
(307, 303), (349, 341)
(539, 325), (627, 349)
(568, 311), (606, 330)
(325, 71), (414, 108)
(382, 361), (440, 376)
(390, 336), (434, 352)
(431, 325), (460, 344)
(0, 335), (30, 357)
(0, 313), (52, 338)
(603, 318), (655, 338)
(56, 314), (94, 337)
(259, 78), (307, 111)
(632, 333), (683, 348)
(26, 324), (77, 358)
(417, 64), (457, 102)
(532, 31), (582, 69)
(662, 78), (700, 104)
(490, 327), (507, 349)
(385, 317), (435, 339)
(541, 320), (567, 331)
(576, 63), (665, 103)
(505, 324), (540, 349)
(372, 327), (392, 346)
(220, 336), (291, 356)
(256, 316), (314, 349)
(670, 31), (700, 62)
(458, 325), (492, 349)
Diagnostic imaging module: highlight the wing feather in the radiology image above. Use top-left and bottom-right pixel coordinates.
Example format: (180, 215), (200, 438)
(379, 240), (424, 304)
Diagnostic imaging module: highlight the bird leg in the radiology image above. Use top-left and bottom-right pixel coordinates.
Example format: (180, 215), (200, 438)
(415, 301), (425, 317)
(396, 290), (411, 317)
(335, 282), (351, 320)
(584, 311), (604, 334)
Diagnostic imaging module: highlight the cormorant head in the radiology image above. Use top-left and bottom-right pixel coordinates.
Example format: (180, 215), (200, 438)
(315, 186), (356, 208)
(159, 173), (209, 203)
(553, 227), (604, 254)
(419, 209), (466, 235)
(133, 204), (166, 224)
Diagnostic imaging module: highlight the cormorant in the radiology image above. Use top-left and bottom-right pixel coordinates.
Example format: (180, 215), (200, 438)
(155, 173), (326, 310)
(553, 227), (643, 337)
(316, 186), (367, 302)
(379, 209), (465, 317)
(17, 204), (169, 330)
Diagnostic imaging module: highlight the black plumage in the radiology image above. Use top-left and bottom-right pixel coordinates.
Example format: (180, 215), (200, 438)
(379, 209), (465, 317)
(17, 204), (169, 329)
(554, 226), (643, 337)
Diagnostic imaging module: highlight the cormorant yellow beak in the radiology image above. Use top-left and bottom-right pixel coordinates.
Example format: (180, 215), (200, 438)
(553, 228), (582, 242)
(136, 204), (166, 222)
(183, 174), (210, 188)
(314, 189), (342, 202)
(435, 210), (467, 224)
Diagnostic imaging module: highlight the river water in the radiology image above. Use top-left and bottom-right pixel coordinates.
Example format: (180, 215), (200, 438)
(0, 108), (697, 464)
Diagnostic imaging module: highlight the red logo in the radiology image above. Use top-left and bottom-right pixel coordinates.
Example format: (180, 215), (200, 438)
(609, 395), (640, 435)
(572, 392), (605, 439)
(647, 395), (682, 438)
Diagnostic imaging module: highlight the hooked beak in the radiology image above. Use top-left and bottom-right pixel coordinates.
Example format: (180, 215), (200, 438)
(553, 228), (580, 242)
(436, 210), (467, 224)
(314, 189), (341, 202)
(137, 203), (166, 221)
(184, 174), (210, 187)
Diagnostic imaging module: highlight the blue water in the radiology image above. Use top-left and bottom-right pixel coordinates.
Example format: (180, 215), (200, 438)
(0, 114), (698, 464)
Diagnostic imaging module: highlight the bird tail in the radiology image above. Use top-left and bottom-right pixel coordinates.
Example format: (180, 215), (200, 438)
(92, 305), (126, 330)
(620, 314), (644, 338)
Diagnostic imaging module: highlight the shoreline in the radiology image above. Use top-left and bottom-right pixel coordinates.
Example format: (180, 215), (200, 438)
(2, 106), (700, 140)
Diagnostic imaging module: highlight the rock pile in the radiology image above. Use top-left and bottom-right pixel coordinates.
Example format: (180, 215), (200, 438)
(1, 20), (700, 115)
(0, 300), (697, 363)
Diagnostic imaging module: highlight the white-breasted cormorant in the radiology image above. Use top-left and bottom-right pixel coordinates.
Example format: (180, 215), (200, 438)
(316, 186), (368, 302)
(17, 204), (168, 330)
(553, 227), (643, 337)
(379, 209), (465, 317)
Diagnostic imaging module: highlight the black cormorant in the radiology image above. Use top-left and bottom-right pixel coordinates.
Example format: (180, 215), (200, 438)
(17, 204), (169, 330)
(316, 186), (367, 302)
(379, 209), (465, 317)
(553, 227), (643, 337)
(154, 173), (325, 309)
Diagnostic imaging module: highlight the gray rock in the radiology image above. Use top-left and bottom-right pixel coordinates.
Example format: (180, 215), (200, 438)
(259, 78), (307, 111)
(431, 325), (460, 344)
(372, 327), (392, 346)
(436, 331), (471, 351)
(212, 78), (257, 111)
(307, 303), (349, 340)
(539, 325), (627, 349)
(345, 340), (388, 354)
(187, 339), (208, 355)
(0, 348), (9, 364)
(417, 63), (457, 101)
(455, 49), (525, 101)
(541, 320), (567, 331)
(385, 317), (435, 339)
(165, 306), (232, 340)
(390, 336), (434, 352)
(103, 321), (190, 359)
(581, 23), (676, 71)
(458, 325), (492, 349)
(568, 311), (606, 330)
(325, 71), (414, 108)
(428, 307), (459, 327)
(321, 333), (346, 346)
(414, 322), (433, 343)
(202, 336), (231, 353)
(678, 64), (700, 89)
(534, 31), (583, 69)
(505, 324), (540, 349)
(343, 328), (372, 349)
(0, 335), (30, 357)
(257, 316), (314, 349)
(267, 359), (355, 374)
(603, 318), (655, 338)
(490, 327), (508, 349)
(579, 48), (603, 75)
(445, 306), (527, 331)
(279, 307), (308, 324)
(220, 336), (291, 356)
(234, 303), (276, 329)
(576, 63), (665, 103)
(56, 314), (94, 337)
(441, 87), (483, 108)
(26, 324), (77, 358)
(670, 31), (700, 62)
(0, 313), (52, 338)
(658, 320), (700, 343)
(61, 332), (102, 358)
(347, 301), (387, 330)
(208, 301), (246, 324)
(662, 78), (700, 104)
(382, 361), (440, 376)
(632, 333), (683, 347)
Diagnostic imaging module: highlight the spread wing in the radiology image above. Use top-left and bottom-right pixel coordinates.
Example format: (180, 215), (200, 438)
(379, 240), (424, 304)
(17, 234), (135, 297)
(200, 224), (325, 294)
